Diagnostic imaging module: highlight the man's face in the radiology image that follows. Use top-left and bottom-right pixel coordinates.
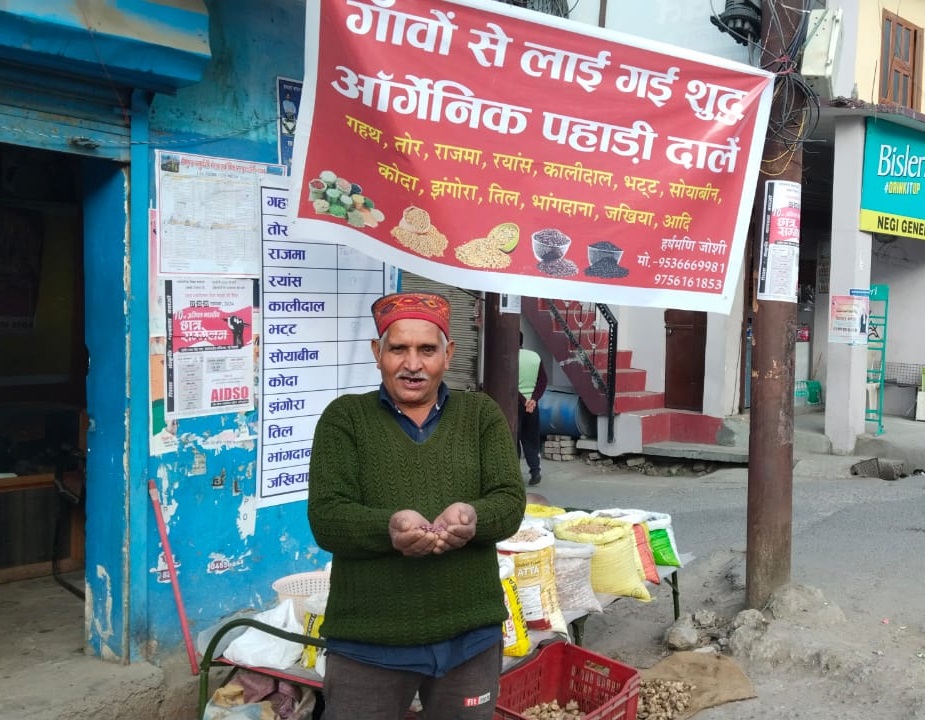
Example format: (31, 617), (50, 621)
(371, 318), (454, 413)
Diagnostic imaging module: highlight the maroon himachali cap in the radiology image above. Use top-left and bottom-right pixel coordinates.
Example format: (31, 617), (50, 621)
(371, 292), (451, 339)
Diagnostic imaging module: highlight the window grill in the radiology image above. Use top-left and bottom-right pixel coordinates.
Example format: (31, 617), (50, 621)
(884, 362), (923, 388)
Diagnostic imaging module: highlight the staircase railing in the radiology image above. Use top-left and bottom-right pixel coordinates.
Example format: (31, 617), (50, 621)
(544, 301), (619, 443)
(546, 302), (606, 392)
(596, 303), (618, 443)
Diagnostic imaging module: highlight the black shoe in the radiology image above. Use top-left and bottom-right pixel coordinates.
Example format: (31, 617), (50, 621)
(528, 473), (541, 486)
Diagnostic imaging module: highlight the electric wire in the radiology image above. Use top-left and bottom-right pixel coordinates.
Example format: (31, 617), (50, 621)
(709, 0), (825, 160)
(757, 0), (821, 160)
(75, 2), (132, 127)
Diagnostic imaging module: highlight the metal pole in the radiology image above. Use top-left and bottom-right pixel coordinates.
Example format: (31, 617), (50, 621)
(481, 292), (520, 440)
(148, 480), (199, 675)
(746, 0), (806, 608)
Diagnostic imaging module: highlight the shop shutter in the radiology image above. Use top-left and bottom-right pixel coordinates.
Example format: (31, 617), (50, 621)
(398, 273), (481, 391)
(0, 60), (131, 162)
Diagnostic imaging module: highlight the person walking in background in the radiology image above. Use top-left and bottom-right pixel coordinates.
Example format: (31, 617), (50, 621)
(308, 292), (526, 720)
(518, 331), (547, 486)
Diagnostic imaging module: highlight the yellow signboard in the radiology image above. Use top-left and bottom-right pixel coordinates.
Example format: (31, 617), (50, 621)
(859, 209), (925, 241)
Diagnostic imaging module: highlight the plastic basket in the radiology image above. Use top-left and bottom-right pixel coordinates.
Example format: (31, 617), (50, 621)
(794, 380), (808, 406)
(794, 380), (822, 407)
(805, 381), (822, 405)
(495, 642), (640, 720)
(271, 570), (330, 616)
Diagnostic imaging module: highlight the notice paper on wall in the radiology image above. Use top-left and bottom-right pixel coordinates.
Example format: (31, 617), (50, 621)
(828, 289), (870, 345)
(156, 150), (285, 276)
(756, 179), (801, 303)
(164, 277), (257, 419)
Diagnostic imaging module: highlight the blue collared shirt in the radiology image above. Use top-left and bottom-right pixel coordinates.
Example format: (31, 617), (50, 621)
(377, 381), (450, 442)
(324, 382), (502, 676)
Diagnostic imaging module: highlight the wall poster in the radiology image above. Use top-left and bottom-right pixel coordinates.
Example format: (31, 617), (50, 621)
(828, 289), (870, 345)
(164, 277), (257, 418)
(156, 150), (285, 276)
(277, 76), (304, 174)
(258, 179), (389, 508)
(756, 179), (801, 303)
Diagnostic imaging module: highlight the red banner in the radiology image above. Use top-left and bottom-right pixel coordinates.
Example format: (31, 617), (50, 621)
(290, 0), (773, 313)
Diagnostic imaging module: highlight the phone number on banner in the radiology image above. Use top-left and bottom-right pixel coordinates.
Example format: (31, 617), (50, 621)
(655, 258), (726, 273)
(654, 274), (723, 290)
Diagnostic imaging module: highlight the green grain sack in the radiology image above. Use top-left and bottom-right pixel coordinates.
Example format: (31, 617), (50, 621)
(641, 512), (682, 567)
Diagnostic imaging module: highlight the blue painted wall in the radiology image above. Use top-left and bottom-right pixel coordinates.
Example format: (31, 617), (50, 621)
(143, 0), (326, 656)
(0, 1), (210, 91)
(82, 157), (130, 660)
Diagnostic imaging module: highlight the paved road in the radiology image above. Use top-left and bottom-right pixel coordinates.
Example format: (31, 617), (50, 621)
(529, 451), (925, 719)
(533, 452), (925, 621)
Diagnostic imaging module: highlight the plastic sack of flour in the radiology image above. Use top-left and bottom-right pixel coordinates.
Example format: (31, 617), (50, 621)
(593, 508), (660, 584)
(554, 517), (651, 601)
(497, 525), (567, 634)
(524, 503), (568, 530)
(300, 592), (327, 669)
(553, 539), (602, 614)
(498, 554), (531, 657)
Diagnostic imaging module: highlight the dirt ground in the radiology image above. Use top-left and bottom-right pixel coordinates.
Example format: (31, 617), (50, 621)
(583, 548), (925, 720)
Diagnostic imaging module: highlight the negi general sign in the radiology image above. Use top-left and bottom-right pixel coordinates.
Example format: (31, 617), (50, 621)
(860, 118), (925, 241)
(290, 0), (774, 313)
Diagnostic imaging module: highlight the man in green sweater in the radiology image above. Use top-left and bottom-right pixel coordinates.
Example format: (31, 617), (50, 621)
(308, 291), (526, 719)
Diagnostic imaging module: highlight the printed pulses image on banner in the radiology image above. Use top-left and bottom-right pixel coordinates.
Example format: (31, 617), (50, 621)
(289, 0), (774, 313)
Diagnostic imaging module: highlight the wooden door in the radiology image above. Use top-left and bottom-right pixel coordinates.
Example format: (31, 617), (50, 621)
(664, 310), (706, 411)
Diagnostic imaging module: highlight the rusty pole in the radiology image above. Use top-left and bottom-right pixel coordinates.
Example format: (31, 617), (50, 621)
(745, 0), (806, 608)
(481, 292), (520, 440)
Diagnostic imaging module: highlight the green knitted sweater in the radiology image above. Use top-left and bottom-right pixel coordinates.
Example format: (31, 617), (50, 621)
(307, 390), (526, 646)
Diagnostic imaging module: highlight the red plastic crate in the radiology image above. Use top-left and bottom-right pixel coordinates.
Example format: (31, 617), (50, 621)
(495, 642), (640, 720)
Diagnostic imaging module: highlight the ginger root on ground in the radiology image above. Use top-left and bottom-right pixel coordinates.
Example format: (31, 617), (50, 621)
(637, 678), (695, 720)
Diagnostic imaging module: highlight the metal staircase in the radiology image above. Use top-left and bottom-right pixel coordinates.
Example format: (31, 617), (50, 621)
(522, 297), (724, 456)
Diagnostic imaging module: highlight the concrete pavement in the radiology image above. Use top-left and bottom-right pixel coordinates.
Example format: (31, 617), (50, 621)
(643, 410), (925, 469)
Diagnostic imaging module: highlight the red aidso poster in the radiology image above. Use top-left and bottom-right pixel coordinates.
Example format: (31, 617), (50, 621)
(165, 277), (256, 418)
